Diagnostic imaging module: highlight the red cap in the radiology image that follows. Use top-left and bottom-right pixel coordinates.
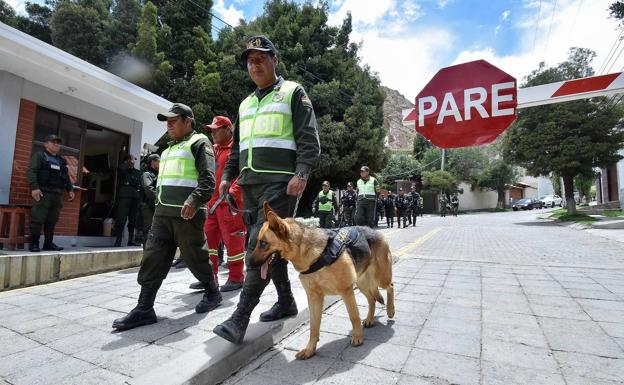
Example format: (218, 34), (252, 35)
(204, 116), (232, 132)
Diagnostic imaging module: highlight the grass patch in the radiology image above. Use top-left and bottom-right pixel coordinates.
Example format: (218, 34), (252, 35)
(601, 210), (624, 217)
(549, 208), (598, 226)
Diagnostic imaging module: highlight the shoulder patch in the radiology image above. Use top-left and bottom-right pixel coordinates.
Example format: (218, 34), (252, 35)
(301, 94), (312, 107)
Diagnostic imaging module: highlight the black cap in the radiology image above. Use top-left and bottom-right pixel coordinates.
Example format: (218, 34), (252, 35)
(44, 134), (62, 143)
(360, 166), (370, 172)
(146, 154), (160, 162)
(241, 35), (277, 61)
(157, 103), (194, 121)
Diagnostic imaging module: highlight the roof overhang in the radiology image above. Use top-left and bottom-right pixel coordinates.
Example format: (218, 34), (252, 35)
(0, 22), (170, 123)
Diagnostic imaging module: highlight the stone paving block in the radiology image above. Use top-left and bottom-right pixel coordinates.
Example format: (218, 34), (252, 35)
(6, 355), (95, 385)
(11, 314), (67, 334)
(385, 307), (427, 328)
(102, 344), (179, 378)
(253, 348), (335, 384)
(402, 348), (479, 385)
(0, 346), (65, 378)
(25, 319), (89, 344)
(0, 331), (41, 358)
(425, 316), (481, 335)
(482, 284), (524, 294)
(555, 351), (624, 385)
(599, 321), (624, 338)
(227, 374), (299, 385)
(397, 374), (449, 385)
(436, 293), (480, 309)
(578, 298), (624, 311)
(567, 289), (621, 301)
(539, 317), (624, 358)
(582, 306), (624, 323)
(401, 284), (443, 295)
(75, 309), (127, 331)
(283, 330), (350, 359)
(481, 360), (566, 385)
(526, 293), (578, 307)
(340, 339), (411, 372)
(60, 368), (132, 385)
(482, 338), (558, 371)
(114, 318), (188, 343)
(395, 292), (437, 304)
(415, 328), (480, 358)
(57, 305), (108, 321)
(18, 296), (68, 310)
(430, 303), (480, 321)
(73, 335), (147, 366)
(47, 329), (126, 355)
(155, 326), (216, 352)
(482, 321), (548, 348)
(531, 304), (591, 320)
(316, 361), (401, 385)
(393, 299), (432, 315)
(362, 322), (421, 347)
(522, 286), (569, 296)
(483, 297), (532, 314)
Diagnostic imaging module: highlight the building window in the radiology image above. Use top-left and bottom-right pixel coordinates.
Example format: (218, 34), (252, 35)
(33, 107), (86, 186)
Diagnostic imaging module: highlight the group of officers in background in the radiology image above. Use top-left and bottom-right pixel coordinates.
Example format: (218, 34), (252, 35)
(311, 168), (424, 230)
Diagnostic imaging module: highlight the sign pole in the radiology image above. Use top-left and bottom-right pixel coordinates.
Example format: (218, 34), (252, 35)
(441, 148), (445, 172)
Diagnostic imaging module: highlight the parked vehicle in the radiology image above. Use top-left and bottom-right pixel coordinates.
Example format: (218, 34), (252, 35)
(512, 198), (543, 211)
(539, 194), (563, 208)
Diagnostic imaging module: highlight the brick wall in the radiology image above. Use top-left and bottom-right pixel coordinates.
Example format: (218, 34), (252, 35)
(9, 99), (81, 236)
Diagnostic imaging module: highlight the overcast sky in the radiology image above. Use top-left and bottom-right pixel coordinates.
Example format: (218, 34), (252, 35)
(7, 0), (620, 101)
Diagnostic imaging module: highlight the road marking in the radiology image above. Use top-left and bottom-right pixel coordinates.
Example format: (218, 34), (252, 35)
(394, 227), (442, 257)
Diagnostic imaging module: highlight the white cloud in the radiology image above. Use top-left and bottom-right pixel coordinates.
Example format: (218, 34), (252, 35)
(5, 0), (26, 14)
(454, 0), (619, 86)
(438, 0), (452, 9)
(328, 0), (396, 26)
(501, 10), (511, 21)
(213, 0), (245, 27)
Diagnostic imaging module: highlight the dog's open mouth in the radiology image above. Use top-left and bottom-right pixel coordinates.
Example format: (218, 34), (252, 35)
(260, 252), (278, 280)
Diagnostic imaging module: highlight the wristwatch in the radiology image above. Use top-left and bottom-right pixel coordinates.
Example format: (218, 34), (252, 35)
(295, 171), (308, 180)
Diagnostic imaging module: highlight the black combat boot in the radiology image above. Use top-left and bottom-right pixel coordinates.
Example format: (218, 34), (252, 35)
(195, 280), (222, 313)
(213, 294), (260, 344)
(260, 280), (298, 322)
(112, 285), (159, 330)
(127, 228), (140, 246)
(114, 234), (122, 247)
(29, 223), (41, 252)
(42, 224), (63, 251)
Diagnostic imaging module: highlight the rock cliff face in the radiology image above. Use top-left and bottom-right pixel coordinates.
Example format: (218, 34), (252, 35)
(381, 86), (416, 151)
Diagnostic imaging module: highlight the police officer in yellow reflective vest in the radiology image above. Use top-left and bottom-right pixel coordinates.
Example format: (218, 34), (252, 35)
(113, 103), (221, 331)
(213, 35), (320, 344)
(355, 166), (380, 227)
(313, 181), (338, 229)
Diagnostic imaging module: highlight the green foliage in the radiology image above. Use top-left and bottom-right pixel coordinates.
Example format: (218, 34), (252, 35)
(445, 146), (489, 183)
(422, 170), (457, 194)
(502, 48), (624, 214)
(574, 171), (596, 203)
(549, 208), (597, 226)
(475, 158), (519, 208)
(602, 210), (624, 217)
(379, 152), (420, 184)
(413, 133), (432, 160)
(551, 173), (562, 196)
(609, 1), (624, 25)
(420, 147), (442, 171)
(0, 0), (16, 25)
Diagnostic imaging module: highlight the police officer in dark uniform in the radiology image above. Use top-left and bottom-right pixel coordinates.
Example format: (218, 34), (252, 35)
(396, 188), (410, 228)
(383, 190), (396, 228)
(114, 155), (142, 246)
(408, 185), (420, 226)
(141, 154), (159, 244)
(112, 103), (221, 331)
(212, 35), (320, 345)
(340, 182), (357, 226)
(27, 134), (74, 252)
(375, 193), (384, 227)
(313, 181), (338, 229)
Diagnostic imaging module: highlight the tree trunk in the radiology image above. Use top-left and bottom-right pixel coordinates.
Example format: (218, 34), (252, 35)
(496, 189), (505, 209)
(562, 174), (576, 214)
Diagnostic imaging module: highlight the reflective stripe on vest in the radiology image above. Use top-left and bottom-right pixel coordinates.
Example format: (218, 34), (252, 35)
(156, 133), (206, 207)
(318, 190), (334, 212)
(357, 177), (376, 196)
(238, 80), (298, 175)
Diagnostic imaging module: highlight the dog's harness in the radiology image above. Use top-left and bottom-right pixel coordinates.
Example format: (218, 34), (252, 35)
(301, 227), (370, 275)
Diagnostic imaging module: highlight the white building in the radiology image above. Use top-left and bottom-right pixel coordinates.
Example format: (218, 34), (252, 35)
(0, 22), (170, 242)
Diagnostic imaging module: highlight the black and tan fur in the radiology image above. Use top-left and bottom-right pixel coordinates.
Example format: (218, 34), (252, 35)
(251, 202), (395, 360)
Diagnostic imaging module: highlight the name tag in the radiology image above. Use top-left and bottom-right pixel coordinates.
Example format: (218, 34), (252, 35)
(50, 164), (61, 170)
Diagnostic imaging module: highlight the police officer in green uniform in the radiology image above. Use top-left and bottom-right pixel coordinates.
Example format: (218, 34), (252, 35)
(27, 134), (75, 252)
(340, 182), (357, 226)
(112, 103), (221, 331)
(114, 155), (142, 246)
(355, 166), (379, 227)
(313, 181), (338, 229)
(141, 154), (159, 244)
(213, 35), (320, 344)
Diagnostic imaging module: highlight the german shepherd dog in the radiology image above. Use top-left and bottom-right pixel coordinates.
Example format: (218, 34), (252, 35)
(251, 202), (395, 360)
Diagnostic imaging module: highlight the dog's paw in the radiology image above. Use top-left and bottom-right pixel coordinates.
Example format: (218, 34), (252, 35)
(362, 318), (375, 328)
(387, 305), (395, 319)
(295, 348), (316, 360)
(351, 334), (363, 346)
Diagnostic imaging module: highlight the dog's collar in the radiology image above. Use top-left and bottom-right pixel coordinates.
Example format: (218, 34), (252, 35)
(301, 227), (359, 275)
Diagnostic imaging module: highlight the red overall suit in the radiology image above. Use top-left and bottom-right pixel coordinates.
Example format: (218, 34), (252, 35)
(204, 137), (245, 283)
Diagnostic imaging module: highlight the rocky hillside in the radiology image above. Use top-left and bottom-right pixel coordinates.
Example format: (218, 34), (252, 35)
(381, 86), (416, 151)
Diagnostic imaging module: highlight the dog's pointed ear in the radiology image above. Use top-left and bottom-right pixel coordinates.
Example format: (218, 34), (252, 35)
(265, 206), (290, 239)
(263, 201), (274, 220)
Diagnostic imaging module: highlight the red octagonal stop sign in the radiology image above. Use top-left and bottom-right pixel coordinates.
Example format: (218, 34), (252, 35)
(414, 60), (517, 148)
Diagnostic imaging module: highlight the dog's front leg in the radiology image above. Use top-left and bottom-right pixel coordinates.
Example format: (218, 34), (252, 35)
(296, 292), (322, 360)
(341, 290), (363, 346)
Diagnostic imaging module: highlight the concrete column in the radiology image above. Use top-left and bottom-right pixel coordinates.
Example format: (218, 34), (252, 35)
(0, 71), (23, 205)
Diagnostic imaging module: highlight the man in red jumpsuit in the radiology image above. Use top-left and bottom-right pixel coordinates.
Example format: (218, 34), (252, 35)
(190, 116), (246, 292)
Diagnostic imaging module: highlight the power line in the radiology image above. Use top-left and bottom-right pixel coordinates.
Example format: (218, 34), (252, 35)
(545, 0), (557, 51)
(598, 29), (623, 74)
(605, 43), (624, 75)
(532, 0), (543, 56)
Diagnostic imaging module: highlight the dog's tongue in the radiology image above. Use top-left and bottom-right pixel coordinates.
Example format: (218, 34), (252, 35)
(260, 259), (270, 280)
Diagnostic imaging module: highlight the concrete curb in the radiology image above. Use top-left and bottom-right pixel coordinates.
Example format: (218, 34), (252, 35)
(132, 295), (340, 385)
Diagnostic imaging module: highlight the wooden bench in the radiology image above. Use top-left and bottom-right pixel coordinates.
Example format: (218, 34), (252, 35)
(0, 207), (30, 250)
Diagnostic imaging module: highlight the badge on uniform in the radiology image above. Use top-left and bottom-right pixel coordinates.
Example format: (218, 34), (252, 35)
(50, 164), (61, 170)
(273, 92), (284, 102)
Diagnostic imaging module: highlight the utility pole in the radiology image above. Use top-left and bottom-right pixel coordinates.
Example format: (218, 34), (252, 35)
(441, 148), (445, 172)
